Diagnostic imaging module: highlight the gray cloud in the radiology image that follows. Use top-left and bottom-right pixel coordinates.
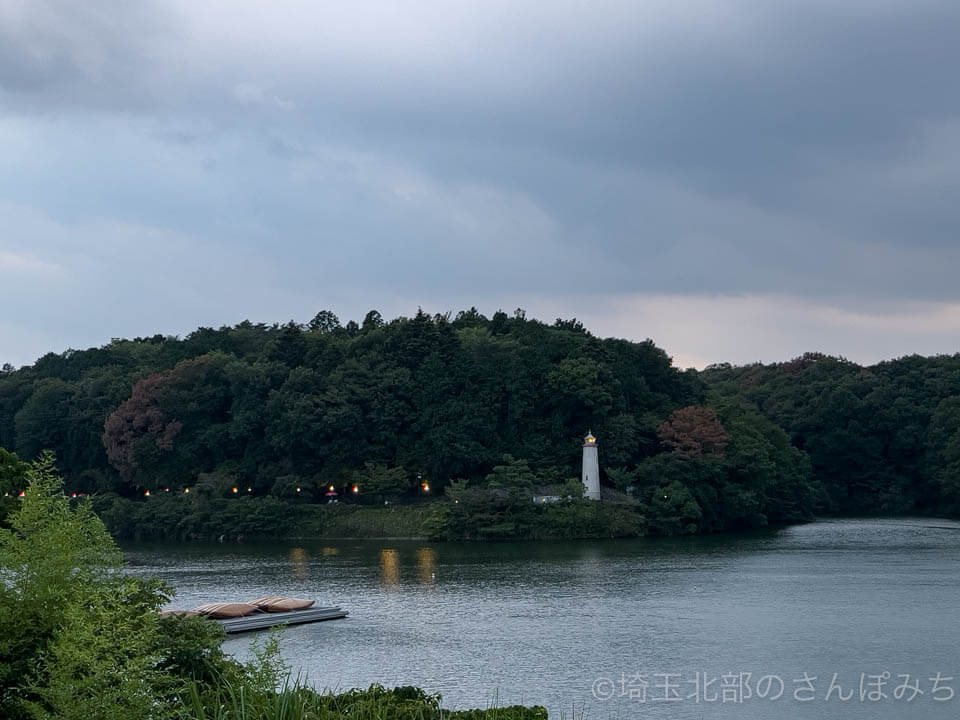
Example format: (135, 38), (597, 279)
(1, 0), (960, 366)
(0, 1), (184, 111)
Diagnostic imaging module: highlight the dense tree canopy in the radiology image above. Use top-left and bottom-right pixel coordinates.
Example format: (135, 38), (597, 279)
(1, 310), (957, 537)
(0, 309), (701, 501)
(701, 352), (960, 516)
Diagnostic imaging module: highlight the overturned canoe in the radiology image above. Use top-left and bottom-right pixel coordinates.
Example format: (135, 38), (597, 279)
(249, 596), (315, 612)
(192, 602), (261, 618)
(159, 609), (200, 618)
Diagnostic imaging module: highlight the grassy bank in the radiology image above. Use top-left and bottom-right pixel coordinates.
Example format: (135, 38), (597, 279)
(300, 503), (432, 539)
(424, 492), (647, 541)
(92, 493), (433, 541)
(189, 679), (547, 720)
(92, 491), (651, 543)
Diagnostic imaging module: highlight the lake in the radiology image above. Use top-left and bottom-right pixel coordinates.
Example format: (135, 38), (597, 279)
(124, 518), (960, 719)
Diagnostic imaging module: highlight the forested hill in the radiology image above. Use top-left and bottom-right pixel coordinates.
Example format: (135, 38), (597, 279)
(701, 353), (960, 517)
(1, 309), (958, 536)
(0, 308), (700, 496)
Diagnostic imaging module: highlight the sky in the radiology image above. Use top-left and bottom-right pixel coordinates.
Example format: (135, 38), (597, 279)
(2, 0), (960, 370)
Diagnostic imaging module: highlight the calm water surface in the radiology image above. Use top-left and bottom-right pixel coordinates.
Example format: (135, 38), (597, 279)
(125, 518), (960, 719)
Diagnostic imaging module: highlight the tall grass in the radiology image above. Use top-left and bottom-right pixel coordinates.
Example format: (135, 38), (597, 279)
(184, 633), (547, 720)
(186, 677), (547, 720)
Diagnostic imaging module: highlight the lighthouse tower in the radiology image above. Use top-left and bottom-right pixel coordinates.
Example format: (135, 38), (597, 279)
(581, 431), (601, 501)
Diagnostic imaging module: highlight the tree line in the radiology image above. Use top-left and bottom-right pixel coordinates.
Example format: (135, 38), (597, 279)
(701, 352), (960, 516)
(2, 309), (958, 536)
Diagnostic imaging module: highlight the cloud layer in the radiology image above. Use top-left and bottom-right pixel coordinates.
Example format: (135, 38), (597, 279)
(2, 0), (959, 367)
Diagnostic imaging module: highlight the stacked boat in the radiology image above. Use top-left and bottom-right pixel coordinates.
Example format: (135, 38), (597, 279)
(161, 596), (348, 633)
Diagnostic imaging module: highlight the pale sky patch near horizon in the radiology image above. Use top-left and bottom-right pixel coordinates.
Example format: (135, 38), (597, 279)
(2, 0), (959, 369)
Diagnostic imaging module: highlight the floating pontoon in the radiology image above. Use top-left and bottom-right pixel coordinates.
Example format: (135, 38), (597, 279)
(163, 597), (348, 634)
(216, 605), (348, 634)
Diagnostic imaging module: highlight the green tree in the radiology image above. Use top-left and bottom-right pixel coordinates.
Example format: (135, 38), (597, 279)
(559, 477), (585, 498)
(605, 466), (636, 493)
(195, 466), (239, 499)
(13, 378), (75, 460)
(24, 579), (172, 720)
(929, 396), (960, 513)
(267, 322), (307, 367)
(0, 446), (29, 526)
(308, 310), (341, 334)
(271, 473), (308, 499)
(362, 310), (384, 332)
(646, 479), (702, 535)
(353, 462), (411, 499)
(485, 455), (537, 490)
(0, 453), (172, 719)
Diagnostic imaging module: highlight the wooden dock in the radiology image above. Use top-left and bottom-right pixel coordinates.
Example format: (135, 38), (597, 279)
(216, 605), (348, 634)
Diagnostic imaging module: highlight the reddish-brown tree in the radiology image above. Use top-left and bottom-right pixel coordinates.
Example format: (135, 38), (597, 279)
(656, 406), (729, 457)
(102, 370), (182, 480)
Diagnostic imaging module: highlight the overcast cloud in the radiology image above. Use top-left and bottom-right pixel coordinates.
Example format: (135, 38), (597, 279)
(2, 0), (959, 368)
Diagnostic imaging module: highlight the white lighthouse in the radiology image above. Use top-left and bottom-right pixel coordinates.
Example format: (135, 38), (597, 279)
(581, 431), (601, 501)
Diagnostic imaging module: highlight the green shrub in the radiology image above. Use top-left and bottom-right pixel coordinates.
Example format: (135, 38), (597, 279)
(4, 456), (549, 720)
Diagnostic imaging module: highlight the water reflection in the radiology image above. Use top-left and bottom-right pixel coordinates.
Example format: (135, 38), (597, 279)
(322, 546), (339, 557)
(380, 548), (400, 586)
(288, 547), (308, 580)
(125, 522), (960, 720)
(576, 546), (603, 574)
(416, 547), (436, 586)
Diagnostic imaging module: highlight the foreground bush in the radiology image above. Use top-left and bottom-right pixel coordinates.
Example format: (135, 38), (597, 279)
(0, 455), (547, 720)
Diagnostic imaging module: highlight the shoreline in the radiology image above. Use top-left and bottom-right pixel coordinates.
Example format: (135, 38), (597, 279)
(94, 487), (960, 545)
